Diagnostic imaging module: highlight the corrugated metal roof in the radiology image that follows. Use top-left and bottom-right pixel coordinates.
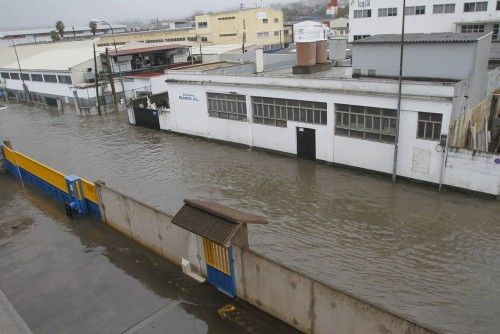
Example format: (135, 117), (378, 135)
(353, 32), (488, 44)
(108, 44), (188, 56)
(171, 199), (267, 246)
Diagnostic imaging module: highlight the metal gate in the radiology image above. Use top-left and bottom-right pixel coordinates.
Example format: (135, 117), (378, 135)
(134, 108), (160, 130)
(203, 239), (236, 298)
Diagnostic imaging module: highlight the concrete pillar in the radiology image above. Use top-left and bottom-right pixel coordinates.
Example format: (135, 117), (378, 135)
(255, 49), (264, 73)
(72, 90), (81, 115)
(56, 99), (63, 112)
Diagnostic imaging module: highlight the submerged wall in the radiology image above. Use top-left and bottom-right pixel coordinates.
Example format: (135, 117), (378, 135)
(94, 182), (437, 334)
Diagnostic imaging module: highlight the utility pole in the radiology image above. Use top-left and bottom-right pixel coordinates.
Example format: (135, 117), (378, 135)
(242, 32), (246, 53)
(10, 40), (30, 104)
(392, 0), (407, 183)
(105, 47), (117, 109)
(93, 43), (101, 115)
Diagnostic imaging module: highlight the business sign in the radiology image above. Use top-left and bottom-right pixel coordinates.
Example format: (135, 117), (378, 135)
(357, 0), (370, 8)
(178, 93), (199, 102)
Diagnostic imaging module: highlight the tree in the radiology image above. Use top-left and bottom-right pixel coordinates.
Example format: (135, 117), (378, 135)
(55, 20), (65, 38)
(89, 21), (97, 36)
(50, 30), (61, 41)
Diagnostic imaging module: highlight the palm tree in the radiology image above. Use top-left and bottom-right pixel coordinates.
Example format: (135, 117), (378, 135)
(50, 30), (61, 41)
(55, 20), (65, 38)
(89, 21), (97, 36)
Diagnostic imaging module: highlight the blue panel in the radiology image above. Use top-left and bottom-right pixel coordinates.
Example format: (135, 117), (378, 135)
(86, 200), (101, 220)
(206, 247), (236, 298)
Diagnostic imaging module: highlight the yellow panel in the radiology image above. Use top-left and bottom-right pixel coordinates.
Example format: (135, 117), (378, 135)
(81, 178), (98, 204)
(2, 145), (98, 204)
(203, 239), (230, 275)
(2, 145), (16, 164)
(14, 151), (67, 192)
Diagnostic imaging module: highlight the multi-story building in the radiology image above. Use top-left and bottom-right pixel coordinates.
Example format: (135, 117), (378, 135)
(97, 7), (284, 51)
(349, 0), (500, 42)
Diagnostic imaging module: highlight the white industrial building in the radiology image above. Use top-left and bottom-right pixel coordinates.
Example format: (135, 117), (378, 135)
(127, 32), (500, 196)
(0, 42), (104, 109)
(349, 0), (500, 44)
(0, 25), (127, 47)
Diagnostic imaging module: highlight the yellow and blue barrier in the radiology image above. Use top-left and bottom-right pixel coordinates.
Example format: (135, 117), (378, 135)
(1, 144), (101, 220)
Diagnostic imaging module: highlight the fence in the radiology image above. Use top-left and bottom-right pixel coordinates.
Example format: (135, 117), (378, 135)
(1, 144), (100, 219)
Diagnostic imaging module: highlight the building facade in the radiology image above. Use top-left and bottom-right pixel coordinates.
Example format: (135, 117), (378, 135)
(97, 7), (284, 51)
(349, 0), (500, 42)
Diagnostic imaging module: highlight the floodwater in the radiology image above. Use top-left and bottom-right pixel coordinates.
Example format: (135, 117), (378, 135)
(0, 103), (499, 333)
(0, 174), (297, 333)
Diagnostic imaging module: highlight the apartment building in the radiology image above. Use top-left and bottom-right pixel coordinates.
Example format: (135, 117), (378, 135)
(349, 0), (500, 42)
(97, 7), (284, 51)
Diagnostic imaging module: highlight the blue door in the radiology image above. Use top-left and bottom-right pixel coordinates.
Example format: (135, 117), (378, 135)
(203, 239), (236, 298)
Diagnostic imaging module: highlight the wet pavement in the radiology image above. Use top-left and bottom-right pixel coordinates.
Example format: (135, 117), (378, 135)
(1, 103), (500, 333)
(0, 174), (298, 334)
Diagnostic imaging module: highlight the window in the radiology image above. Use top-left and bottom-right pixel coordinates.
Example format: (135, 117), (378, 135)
(58, 75), (72, 84)
(257, 32), (269, 38)
(464, 2), (488, 12)
(201, 37), (208, 42)
(43, 74), (57, 83)
(335, 104), (397, 143)
(10, 73), (20, 80)
(353, 34), (370, 41)
(497, 0), (500, 10)
(198, 22), (208, 28)
(187, 37), (198, 41)
(31, 74), (43, 81)
(219, 33), (237, 37)
(1, 72), (10, 79)
(417, 112), (442, 140)
(263, 18), (268, 23)
(218, 16), (235, 20)
(207, 93), (247, 121)
(433, 3), (456, 13)
(405, 6), (425, 15)
(252, 97), (327, 127)
(274, 18), (279, 23)
(354, 9), (372, 18)
(21, 73), (30, 81)
(274, 31), (280, 36)
(461, 24), (485, 33)
(378, 8), (398, 17)
(494, 24), (499, 40)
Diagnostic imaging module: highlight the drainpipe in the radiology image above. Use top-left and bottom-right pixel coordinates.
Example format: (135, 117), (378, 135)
(392, 0), (407, 183)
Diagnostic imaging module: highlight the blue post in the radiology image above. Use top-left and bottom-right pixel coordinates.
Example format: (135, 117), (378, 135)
(64, 175), (88, 217)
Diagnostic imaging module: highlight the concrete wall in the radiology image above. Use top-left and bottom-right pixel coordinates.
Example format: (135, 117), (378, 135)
(233, 246), (435, 334)
(95, 182), (206, 274)
(444, 149), (500, 195)
(352, 42), (477, 80)
(94, 181), (437, 333)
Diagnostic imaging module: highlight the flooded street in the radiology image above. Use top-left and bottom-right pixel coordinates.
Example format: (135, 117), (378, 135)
(1, 103), (500, 333)
(0, 173), (297, 334)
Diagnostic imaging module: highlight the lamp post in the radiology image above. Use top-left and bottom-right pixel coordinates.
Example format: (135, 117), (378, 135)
(89, 19), (126, 106)
(9, 39), (30, 104)
(391, 0), (407, 183)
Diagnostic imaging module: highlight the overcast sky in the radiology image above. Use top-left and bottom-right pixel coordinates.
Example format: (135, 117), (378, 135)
(0, 0), (297, 30)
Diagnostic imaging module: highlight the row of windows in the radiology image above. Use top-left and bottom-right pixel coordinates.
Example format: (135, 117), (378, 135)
(219, 33), (237, 37)
(335, 104), (442, 143)
(1, 72), (72, 84)
(96, 42), (126, 47)
(354, 2), (497, 19)
(218, 16), (235, 20)
(252, 97), (328, 127)
(207, 93), (247, 121)
(205, 95), (442, 143)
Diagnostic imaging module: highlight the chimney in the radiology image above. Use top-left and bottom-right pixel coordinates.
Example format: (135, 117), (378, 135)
(255, 48), (264, 73)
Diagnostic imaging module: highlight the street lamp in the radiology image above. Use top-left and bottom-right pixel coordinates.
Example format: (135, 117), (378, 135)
(89, 19), (126, 105)
(9, 39), (30, 104)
